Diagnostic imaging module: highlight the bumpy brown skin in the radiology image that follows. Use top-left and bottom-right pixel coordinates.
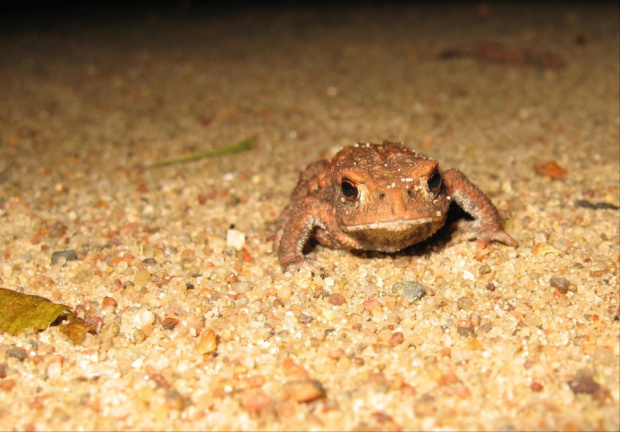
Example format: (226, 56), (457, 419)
(269, 141), (518, 272)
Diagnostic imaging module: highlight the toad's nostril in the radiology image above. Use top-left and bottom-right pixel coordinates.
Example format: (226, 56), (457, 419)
(407, 189), (414, 198)
(379, 192), (386, 200)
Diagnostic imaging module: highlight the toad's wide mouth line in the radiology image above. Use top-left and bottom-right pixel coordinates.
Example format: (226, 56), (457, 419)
(343, 216), (442, 232)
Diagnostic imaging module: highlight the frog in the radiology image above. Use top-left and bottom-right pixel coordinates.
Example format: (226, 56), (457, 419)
(269, 140), (518, 272)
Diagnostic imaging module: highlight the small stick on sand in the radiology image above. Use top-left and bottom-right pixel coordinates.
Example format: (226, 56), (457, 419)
(145, 137), (257, 169)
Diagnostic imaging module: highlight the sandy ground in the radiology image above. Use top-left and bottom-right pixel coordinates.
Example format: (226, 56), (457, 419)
(0, 2), (619, 431)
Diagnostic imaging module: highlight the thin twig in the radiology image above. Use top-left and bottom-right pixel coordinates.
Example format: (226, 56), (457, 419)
(145, 137), (257, 169)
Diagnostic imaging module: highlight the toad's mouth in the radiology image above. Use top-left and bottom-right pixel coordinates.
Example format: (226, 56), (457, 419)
(340, 216), (444, 252)
(342, 216), (442, 232)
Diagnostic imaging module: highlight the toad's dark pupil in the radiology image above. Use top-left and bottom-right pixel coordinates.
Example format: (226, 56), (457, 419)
(341, 180), (358, 200)
(427, 171), (442, 193)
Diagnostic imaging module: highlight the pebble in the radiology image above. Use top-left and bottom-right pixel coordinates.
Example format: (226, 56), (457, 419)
(328, 293), (345, 305)
(388, 332), (404, 347)
(46, 359), (62, 379)
(232, 281), (251, 293)
(567, 376), (600, 394)
(589, 263), (607, 277)
(134, 310), (156, 327)
(99, 321), (120, 341)
(457, 296), (475, 310)
(226, 229), (246, 250)
(283, 379), (326, 402)
(363, 299), (382, 313)
(6, 346), (27, 361)
(479, 264), (491, 275)
(533, 243), (559, 257)
(456, 320), (475, 337)
(133, 329), (146, 344)
(549, 277), (570, 293)
(328, 348), (345, 360)
(102, 297), (118, 308)
(530, 382), (544, 392)
(297, 313), (313, 324)
(51, 250), (77, 265)
(392, 281), (426, 301)
(134, 270), (151, 285)
(244, 391), (272, 413)
(470, 313), (481, 326)
(197, 329), (218, 355)
(162, 317), (179, 330)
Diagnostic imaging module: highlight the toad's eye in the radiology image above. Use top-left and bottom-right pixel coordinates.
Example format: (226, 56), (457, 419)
(427, 171), (442, 194)
(341, 179), (359, 201)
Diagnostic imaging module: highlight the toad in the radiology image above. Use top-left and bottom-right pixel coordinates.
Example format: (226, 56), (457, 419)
(269, 141), (518, 272)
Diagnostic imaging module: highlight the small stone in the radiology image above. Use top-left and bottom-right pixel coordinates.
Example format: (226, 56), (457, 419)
(363, 299), (382, 313)
(232, 281), (251, 293)
(142, 258), (157, 264)
(247, 374), (266, 388)
(162, 317), (179, 330)
(514, 302), (532, 315)
(534, 161), (567, 179)
(6, 346), (27, 361)
(456, 321), (474, 337)
(100, 321), (120, 341)
(530, 382), (544, 392)
(226, 229), (246, 250)
(568, 376), (600, 394)
(297, 313), (313, 324)
(328, 348), (345, 360)
(244, 391), (272, 413)
(486, 283), (496, 292)
(533, 243), (559, 257)
(328, 293), (345, 305)
(589, 263), (607, 276)
(133, 330), (146, 343)
(457, 296), (475, 310)
(0, 379), (16, 392)
(134, 310), (155, 327)
(284, 379), (326, 403)
(388, 332), (404, 347)
(414, 394), (438, 417)
(392, 281), (426, 301)
(478, 322), (492, 333)
(479, 264), (491, 275)
(48, 222), (68, 238)
(197, 329), (218, 355)
(549, 277), (570, 293)
(468, 314), (480, 327)
(134, 270), (151, 285)
(51, 250), (77, 265)
(162, 388), (185, 411)
(102, 297), (118, 308)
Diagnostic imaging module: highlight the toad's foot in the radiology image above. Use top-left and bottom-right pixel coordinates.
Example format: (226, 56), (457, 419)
(449, 220), (518, 247)
(281, 256), (328, 277)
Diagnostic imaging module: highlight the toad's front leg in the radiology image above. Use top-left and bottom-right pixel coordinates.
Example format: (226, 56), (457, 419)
(277, 209), (328, 273)
(443, 169), (518, 247)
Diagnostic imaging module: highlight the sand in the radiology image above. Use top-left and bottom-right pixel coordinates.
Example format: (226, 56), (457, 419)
(0, 2), (618, 431)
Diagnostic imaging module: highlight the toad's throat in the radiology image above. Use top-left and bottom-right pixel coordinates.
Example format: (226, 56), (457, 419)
(342, 217), (443, 252)
(343, 216), (441, 232)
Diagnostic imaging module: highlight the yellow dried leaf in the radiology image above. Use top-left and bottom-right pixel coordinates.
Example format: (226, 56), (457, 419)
(0, 288), (69, 335)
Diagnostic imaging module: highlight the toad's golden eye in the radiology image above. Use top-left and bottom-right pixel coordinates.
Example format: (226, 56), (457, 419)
(341, 179), (359, 200)
(427, 171), (442, 194)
